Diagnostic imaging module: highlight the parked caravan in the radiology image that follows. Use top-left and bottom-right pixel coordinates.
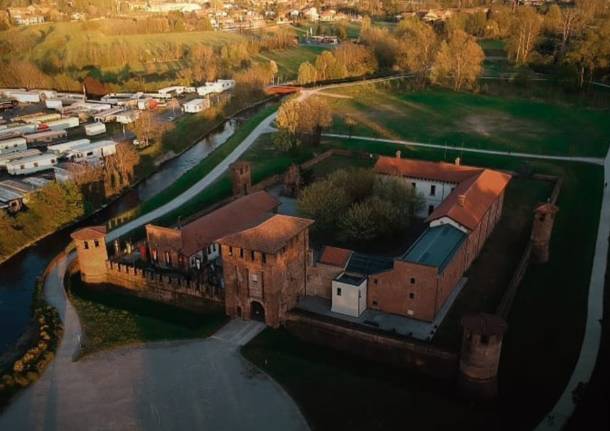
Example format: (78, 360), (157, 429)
(66, 140), (116, 162)
(7, 153), (58, 175)
(182, 98), (210, 113)
(39, 117), (79, 131)
(158, 86), (185, 96)
(24, 130), (67, 144)
(45, 99), (63, 110)
(0, 123), (38, 138)
(115, 110), (140, 124)
(0, 137), (27, 155)
(5, 91), (40, 104)
(196, 80), (236, 96)
(0, 149), (42, 169)
(17, 113), (62, 124)
(93, 107), (126, 123)
(84, 122), (106, 136)
(47, 139), (90, 155)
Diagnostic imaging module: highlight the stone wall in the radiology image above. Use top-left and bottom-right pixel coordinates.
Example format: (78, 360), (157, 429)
(285, 310), (458, 378)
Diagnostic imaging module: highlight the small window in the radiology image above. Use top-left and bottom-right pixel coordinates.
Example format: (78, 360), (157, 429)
(373, 279), (378, 284)
(251, 273), (258, 282)
(251, 250), (255, 261)
(430, 185), (436, 196)
(409, 292), (415, 299)
(83, 241), (89, 250)
(34, 162), (39, 168)
(481, 335), (489, 344)
(262, 253), (267, 263)
(411, 182), (416, 190)
(336, 287), (342, 296)
(428, 205), (434, 215)
(372, 300), (378, 306)
(94, 240), (100, 248)
(228, 246), (233, 256)
(240, 248), (244, 258)
(410, 277), (415, 284)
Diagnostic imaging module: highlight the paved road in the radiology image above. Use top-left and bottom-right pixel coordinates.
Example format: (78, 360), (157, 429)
(322, 133), (606, 166)
(535, 149), (610, 431)
(0, 254), (308, 431)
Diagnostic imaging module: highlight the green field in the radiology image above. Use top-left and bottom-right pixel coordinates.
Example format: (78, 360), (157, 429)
(322, 84), (610, 157)
(0, 21), (245, 70)
(257, 45), (325, 80)
(67, 274), (227, 357)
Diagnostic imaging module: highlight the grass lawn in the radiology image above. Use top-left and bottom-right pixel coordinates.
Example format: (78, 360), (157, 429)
(66, 273), (228, 357)
(256, 46), (325, 80)
(321, 84), (610, 157)
(240, 135), (603, 431)
(242, 328), (499, 431)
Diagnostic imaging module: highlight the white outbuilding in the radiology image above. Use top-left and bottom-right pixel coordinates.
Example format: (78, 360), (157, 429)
(331, 273), (368, 317)
(84, 122), (106, 136)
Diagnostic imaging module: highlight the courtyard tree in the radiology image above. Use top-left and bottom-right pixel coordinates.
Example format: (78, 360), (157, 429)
(298, 180), (351, 232)
(430, 30), (485, 91)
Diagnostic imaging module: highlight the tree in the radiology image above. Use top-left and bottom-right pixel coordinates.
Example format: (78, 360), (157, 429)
(395, 18), (438, 84)
(314, 51), (347, 81)
(297, 180), (351, 232)
(566, 17), (610, 87)
(168, 98), (180, 115)
(506, 7), (543, 65)
(297, 61), (318, 84)
(276, 96), (333, 147)
(334, 42), (378, 77)
(128, 111), (171, 147)
(431, 30), (485, 91)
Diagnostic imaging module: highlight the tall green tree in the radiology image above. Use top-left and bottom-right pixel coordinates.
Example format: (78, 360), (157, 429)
(430, 30), (485, 91)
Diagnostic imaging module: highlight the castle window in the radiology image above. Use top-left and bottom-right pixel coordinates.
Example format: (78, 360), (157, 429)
(336, 288), (342, 296)
(372, 300), (378, 306)
(262, 253), (267, 263)
(428, 205), (434, 215)
(373, 279), (377, 284)
(410, 277), (415, 284)
(481, 335), (489, 344)
(164, 251), (171, 265)
(409, 292), (415, 299)
(94, 240), (100, 248)
(240, 248), (244, 258)
(251, 250), (255, 261)
(228, 246), (233, 256)
(83, 241), (89, 250)
(430, 185), (436, 196)
(411, 182), (416, 190)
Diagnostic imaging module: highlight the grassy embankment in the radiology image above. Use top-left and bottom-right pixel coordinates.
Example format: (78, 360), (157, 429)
(66, 273), (227, 357)
(322, 84), (610, 157)
(256, 45), (325, 81)
(243, 139), (603, 431)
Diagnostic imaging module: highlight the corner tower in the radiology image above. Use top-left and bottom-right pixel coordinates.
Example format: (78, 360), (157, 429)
(231, 161), (251, 197)
(70, 226), (109, 283)
(531, 202), (559, 264)
(459, 313), (507, 399)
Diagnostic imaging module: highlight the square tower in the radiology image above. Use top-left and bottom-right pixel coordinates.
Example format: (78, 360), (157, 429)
(70, 226), (109, 283)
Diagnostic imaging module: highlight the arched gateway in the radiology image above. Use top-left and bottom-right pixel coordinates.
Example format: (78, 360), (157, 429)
(250, 301), (265, 322)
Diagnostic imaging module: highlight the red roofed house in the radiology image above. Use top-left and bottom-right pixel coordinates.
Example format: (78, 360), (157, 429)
(362, 155), (511, 321)
(218, 214), (314, 327)
(145, 191), (279, 271)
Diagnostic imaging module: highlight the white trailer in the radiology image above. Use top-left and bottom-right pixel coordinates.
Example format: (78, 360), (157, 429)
(197, 79), (236, 96)
(7, 91), (41, 104)
(158, 86), (186, 96)
(47, 139), (90, 155)
(67, 140), (117, 162)
(41, 116), (79, 131)
(93, 106), (126, 123)
(0, 137), (27, 155)
(19, 113), (62, 124)
(182, 98), (210, 113)
(0, 149), (42, 169)
(45, 99), (63, 110)
(24, 130), (67, 144)
(7, 153), (58, 175)
(115, 110), (140, 124)
(84, 122), (106, 136)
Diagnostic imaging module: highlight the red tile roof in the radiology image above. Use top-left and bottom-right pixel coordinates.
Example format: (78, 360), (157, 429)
(71, 225), (107, 241)
(179, 191), (280, 256)
(427, 169), (511, 230)
(374, 156), (480, 183)
(218, 214), (314, 254)
(319, 246), (353, 268)
(374, 156), (511, 231)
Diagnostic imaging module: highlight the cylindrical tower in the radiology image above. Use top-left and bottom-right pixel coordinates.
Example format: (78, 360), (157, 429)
(531, 202), (559, 264)
(230, 161), (251, 197)
(459, 313), (507, 399)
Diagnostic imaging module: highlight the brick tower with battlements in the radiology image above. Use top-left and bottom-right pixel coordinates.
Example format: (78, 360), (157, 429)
(531, 202), (559, 264)
(231, 161), (251, 197)
(70, 226), (109, 283)
(459, 313), (507, 399)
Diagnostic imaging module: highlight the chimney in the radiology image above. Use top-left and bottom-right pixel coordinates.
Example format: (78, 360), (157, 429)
(396, 150), (401, 159)
(455, 157), (461, 166)
(457, 194), (466, 207)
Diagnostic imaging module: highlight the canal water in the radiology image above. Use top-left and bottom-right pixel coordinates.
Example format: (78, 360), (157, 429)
(0, 109), (257, 356)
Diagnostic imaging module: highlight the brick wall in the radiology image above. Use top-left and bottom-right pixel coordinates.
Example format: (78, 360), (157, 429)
(285, 310), (458, 378)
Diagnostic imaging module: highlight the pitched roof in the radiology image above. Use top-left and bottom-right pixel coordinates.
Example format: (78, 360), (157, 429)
(374, 156), (480, 183)
(374, 156), (511, 231)
(319, 246), (353, 268)
(180, 191), (280, 256)
(427, 169), (511, 230)
(217, 214), (314, 254)
(71, 225), (107, 241)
